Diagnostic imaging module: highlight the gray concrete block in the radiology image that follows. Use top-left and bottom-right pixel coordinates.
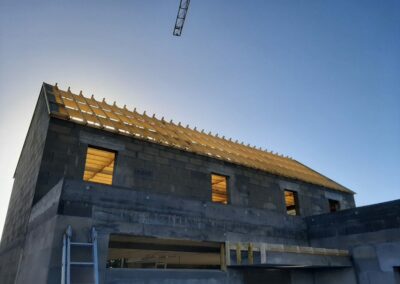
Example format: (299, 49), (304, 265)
(376, 242), (400, 272)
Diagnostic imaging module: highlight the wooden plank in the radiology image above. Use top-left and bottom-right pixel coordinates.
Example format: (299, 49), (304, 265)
(236, 243), (241, 265)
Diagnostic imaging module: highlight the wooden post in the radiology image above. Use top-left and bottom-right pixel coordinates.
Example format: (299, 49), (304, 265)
(225, 242), (231, 266)
(236, 243), (241, 265)
(261, 243), (266, 264)
(220, 244), (227, 271)
(248, 243), (253, 265)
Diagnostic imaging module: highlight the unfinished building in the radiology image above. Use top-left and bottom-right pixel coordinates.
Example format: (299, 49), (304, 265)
(0, 83), (399, 284)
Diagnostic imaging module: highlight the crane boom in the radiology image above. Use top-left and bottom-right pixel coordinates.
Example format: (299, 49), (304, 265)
(173, 0), (190, 36)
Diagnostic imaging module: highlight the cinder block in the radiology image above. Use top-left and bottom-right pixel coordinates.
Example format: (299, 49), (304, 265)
(137, 152), (154, 161)
(48, 123), (71, 135)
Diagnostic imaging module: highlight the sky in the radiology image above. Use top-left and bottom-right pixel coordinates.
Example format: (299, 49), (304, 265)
(0, 0), (399, 238)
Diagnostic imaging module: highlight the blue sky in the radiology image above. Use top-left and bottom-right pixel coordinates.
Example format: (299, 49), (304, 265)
(0, 0), (399, 236)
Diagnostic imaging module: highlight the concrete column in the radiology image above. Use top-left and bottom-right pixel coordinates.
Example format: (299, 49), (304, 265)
(96, 232), (110, 284)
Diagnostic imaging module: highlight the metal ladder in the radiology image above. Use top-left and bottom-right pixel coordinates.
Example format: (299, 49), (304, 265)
(61, 225), (99, 284)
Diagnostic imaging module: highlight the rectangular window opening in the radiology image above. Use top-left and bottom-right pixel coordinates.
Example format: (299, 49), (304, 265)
(83, 146), (115, 185)
(107, 235), (224, 270)
(328, 199), (341, 212)
(211, 174), (228, 204)
(285, 190), (299, 216)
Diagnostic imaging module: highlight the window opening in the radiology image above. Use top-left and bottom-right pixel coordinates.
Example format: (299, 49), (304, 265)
(83, 146), (115, 185)
(328, 199), (341, 212)
(285, 190), (299, 216)
(211, 174), (228, 204)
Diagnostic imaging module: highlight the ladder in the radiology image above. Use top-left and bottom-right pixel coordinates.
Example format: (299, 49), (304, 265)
(61, 225), (99, 284)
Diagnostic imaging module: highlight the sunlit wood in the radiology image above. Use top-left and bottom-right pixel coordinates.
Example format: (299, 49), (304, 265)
(212, 174), (228, 204)
(83, 147), (115, 185)
(285, 190), (298, 216)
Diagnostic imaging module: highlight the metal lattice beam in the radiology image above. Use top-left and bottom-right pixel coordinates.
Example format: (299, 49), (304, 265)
(173, 0), (190, 36)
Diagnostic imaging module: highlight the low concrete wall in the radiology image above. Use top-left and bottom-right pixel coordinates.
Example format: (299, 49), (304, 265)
(106, 269), (242, 284)
(306, 200), (400, 284)
(313, 268), (357, 284)
(105, 267), (357, 284)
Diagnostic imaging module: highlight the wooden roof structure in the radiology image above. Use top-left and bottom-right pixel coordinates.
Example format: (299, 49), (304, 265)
(42, 83), (353, 193)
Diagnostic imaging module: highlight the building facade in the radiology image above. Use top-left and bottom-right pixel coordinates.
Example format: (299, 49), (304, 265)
(0, 83), (399, 284)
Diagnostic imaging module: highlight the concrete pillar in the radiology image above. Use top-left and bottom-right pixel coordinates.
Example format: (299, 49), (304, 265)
(96, 232), (110, 284)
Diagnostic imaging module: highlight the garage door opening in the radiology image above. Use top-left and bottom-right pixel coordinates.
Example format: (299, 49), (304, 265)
(107, 235), (225, 270)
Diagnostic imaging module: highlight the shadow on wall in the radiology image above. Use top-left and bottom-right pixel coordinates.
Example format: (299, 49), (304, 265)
(395, 267), (400, 284)
(241, 268), (290, 284)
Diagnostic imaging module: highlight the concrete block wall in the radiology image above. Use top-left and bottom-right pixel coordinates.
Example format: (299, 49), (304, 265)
(306, 200), (400, 243)
(34, 118), (355, 218)
(13, 179), (307, 284)
(12, 177), (359, 284)
(306, 200), (400, 284)
(105, 269), (243, 284)
(60, 179), (309, 245)
(0, 87), (51, 284)
(0, 88), (358, 284)
(104, 267), (356, 284)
